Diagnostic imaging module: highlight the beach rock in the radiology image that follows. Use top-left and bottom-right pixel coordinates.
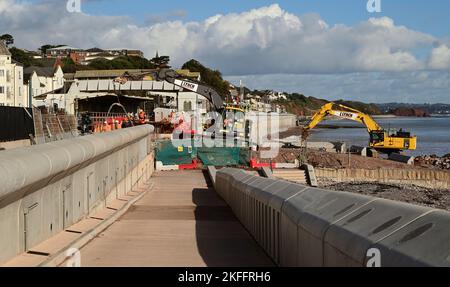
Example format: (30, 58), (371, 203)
(415, 154), (450, 170)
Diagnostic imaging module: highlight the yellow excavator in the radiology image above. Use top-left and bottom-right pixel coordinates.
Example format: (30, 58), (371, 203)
(303, 102), (417, 153)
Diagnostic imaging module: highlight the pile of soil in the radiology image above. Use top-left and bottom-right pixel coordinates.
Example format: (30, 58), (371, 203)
(257, 148), (414, 170)
(321, 180), (450, 211)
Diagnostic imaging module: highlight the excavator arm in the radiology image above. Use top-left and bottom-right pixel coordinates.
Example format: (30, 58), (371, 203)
(304, 102), (383, 134)
(115, 69), (225, 112)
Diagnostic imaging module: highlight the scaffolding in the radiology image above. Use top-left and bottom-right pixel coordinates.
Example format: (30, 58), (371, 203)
(32, 107), (79, 144)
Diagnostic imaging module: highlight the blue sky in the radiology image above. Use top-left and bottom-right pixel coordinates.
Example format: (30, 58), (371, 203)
(5, 0), (450, 103)
(81, 0), (450, 37)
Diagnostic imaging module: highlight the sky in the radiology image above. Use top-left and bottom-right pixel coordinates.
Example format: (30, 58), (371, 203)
(1, 0), (450, 103)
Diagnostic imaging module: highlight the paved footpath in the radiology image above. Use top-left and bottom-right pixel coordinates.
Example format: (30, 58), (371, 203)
(79, 170), (274, 267)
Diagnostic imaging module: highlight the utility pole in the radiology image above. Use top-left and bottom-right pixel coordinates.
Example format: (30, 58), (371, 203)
(239, 80), (244, 103)
(347, 142), (351, 168)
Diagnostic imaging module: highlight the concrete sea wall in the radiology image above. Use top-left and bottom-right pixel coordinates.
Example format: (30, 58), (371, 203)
(0, 125), (155, 264)
(315, 168), (450, 190)
(215, 168), (450, 267)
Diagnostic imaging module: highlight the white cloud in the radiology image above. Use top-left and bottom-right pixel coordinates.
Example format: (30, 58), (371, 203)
(1, 1), (449, 103)
(0, 1), (443, 74)
(429, 45), (450, 70)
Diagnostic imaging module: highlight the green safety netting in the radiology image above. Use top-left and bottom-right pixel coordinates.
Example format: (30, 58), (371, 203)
(197, 147), (250, 166)
(155, 140), (197, 165)
(155, 140), (251, 167)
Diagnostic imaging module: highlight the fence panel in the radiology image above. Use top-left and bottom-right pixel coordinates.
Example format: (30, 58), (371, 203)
(0, 106), (34, 142)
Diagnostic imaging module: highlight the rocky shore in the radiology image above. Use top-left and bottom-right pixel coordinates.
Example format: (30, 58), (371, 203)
(415, 154), (450, 170)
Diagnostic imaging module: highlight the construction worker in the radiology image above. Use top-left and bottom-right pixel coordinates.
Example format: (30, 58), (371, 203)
(138, 109), (146, 125)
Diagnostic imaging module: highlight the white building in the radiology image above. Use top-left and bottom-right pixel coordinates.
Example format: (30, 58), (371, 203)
(24, 65), (64, 107)
(0, 41), (26, 107)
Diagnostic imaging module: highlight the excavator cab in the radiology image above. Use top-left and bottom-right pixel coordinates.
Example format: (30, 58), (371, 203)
(369, 131), (385, 144)
(369, 129), (417, 152)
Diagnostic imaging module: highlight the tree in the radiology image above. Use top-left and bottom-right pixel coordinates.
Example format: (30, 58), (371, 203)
(88, 58), (113, 70)
(61, 58), (76, 73)
(182, 59), (230, 98)
(0, 34), (14, 47)
(149, 54), (171, 69)
(9, 47), (34, 67)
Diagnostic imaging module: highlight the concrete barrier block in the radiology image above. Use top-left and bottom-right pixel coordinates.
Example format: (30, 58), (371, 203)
(323, 199), (431, 267)
(276, 163), (300, 169)
(261, 166), (274, 179)
(280, 187), (329, 266)
(302, 164), (318, 187)
(389, 153), (415, 165)
(307, 142), (337, 153)
(244, 177), (275, 247)
(369, 210), (450, 267)
(297, 191), (375, 267)
(331, 142), (346, 154)
(350, 145), (368, 157)
(155, 161), (178, 171)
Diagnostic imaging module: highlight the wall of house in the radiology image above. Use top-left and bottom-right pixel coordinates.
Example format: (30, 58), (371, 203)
(0, 54), (25, 107)
(24, 66), (65, 107)
(178, 92), (207, 113)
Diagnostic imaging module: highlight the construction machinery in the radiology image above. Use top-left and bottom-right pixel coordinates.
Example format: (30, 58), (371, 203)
(114, 69), (247, 138)
(303, 102), (417, 153)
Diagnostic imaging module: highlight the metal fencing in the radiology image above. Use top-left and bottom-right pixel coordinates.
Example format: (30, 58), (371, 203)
(32, 108), (79, 144)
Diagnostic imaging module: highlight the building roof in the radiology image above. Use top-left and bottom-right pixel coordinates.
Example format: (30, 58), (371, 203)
(105, 48), (141, 51)
(47, 45), (81, 51)
(0, 41), (11, 56)
(89, 52), (117, 58)
(86, 47), (105, 53)
(24, 66), (56, 79)
(73, 69), (201, 80)
(34, 58), (61, 68)
(11, 59), (24, 66)
(74, 69), (156, 79)
(64, 73), (75, 80)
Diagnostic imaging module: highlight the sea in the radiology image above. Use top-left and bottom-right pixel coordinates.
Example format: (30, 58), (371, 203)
(308, 116), (450, 157)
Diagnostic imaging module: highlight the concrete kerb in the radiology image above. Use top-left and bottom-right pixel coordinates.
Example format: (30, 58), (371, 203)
(207, 166), (218, 187)
(38, 181), (154, 267)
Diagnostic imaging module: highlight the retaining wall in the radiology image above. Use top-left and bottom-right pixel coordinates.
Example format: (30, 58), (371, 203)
(215, 168), (450, 267)
(0, 125), (155, 264)
(246, 112), (296, 146)
(315, 168), (450, 190)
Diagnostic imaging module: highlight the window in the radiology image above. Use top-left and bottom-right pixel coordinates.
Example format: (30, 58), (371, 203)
(183, 101), (193, 111)
(0, 70), (4, 77)
(0, 86), (4, 94)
